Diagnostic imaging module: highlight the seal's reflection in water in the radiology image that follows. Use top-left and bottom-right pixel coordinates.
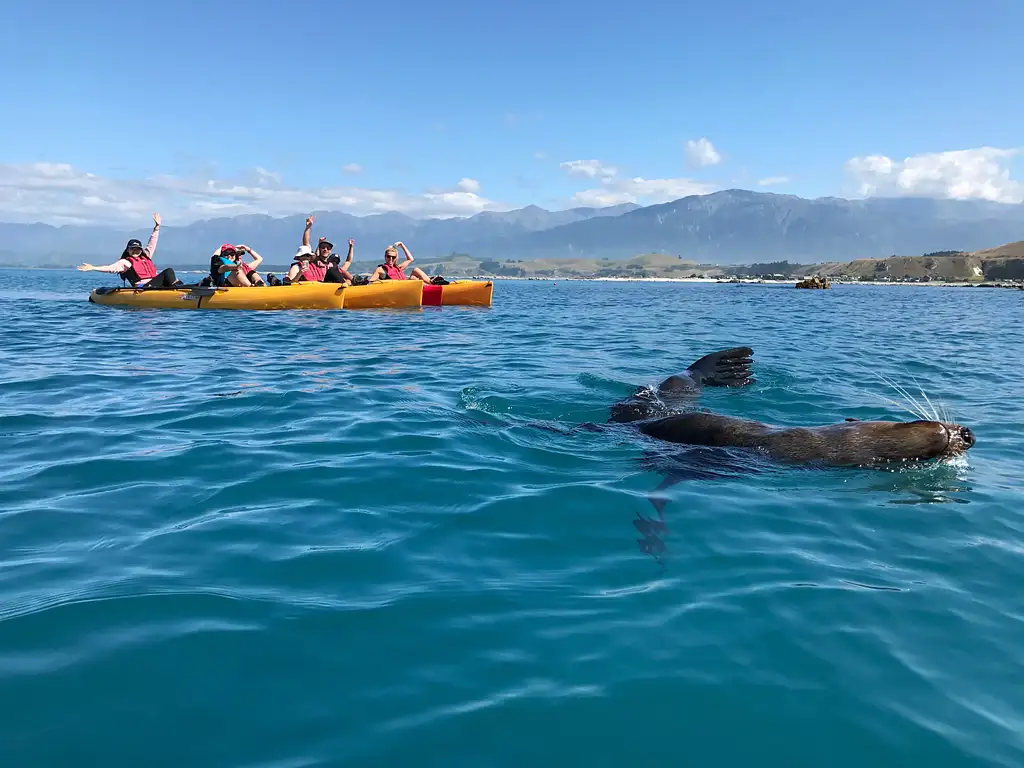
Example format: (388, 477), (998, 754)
(633, 444), (977, 567)
(633, 445), (779, 567)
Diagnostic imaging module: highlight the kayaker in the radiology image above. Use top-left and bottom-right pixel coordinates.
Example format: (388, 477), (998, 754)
(211, 244), (267, 286)
(77, 212), (183, 289)
(281, 215), (354, 284)
(367, 241), (443, 283)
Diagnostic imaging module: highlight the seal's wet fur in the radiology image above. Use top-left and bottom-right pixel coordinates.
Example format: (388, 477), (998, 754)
(613, 346), (976, 565)
(612, 346), (975, 468)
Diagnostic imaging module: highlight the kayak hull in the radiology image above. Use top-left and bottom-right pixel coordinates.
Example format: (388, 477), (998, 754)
(87, 279), (493, 310)
(343, 280), (424, 309)
(422, 280), (494, 307)
(88, 283), (347, 310)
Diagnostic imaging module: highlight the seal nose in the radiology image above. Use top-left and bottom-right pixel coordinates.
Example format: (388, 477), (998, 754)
(958, 426), (976, 448)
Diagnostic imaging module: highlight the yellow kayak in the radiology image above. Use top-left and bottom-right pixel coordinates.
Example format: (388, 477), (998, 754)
(343, 279), (425, 309)
(89, 282), (348, 310)
(87, 279), (493, 310)
(422, 280), (494, 307)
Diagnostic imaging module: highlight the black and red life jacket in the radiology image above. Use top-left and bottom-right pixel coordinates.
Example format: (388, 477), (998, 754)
(121, 253), (158, 285)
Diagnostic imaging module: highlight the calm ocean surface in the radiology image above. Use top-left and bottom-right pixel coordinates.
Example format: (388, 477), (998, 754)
(1, 267), (1022, 767)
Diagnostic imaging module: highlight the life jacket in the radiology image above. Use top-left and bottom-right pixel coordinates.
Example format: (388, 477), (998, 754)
(210, 254), (238, 286)
(121, 253), (158, 285)
(379, 263), (406, 280)
(209, 254), (223, 284)
(301, 260), (327, 282)
(209, 254), (254, 285)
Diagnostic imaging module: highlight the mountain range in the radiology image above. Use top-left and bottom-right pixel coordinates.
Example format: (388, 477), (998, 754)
(2, 190), (1023, 268)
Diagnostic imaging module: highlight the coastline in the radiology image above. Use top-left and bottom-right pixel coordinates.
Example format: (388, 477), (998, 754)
(4, 265), (1020, 289)
(470, 276), (1020, 288)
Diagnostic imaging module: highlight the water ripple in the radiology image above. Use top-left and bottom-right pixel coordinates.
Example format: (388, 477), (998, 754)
(0, 270), (1022, 767)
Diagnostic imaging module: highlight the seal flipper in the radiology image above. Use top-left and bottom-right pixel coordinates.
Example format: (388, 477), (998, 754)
(678, 346), (755, 389)
(647, 471), (684, 516)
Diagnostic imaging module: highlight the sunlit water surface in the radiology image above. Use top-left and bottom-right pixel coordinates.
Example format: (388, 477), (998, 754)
(1, 269), (1022, 767)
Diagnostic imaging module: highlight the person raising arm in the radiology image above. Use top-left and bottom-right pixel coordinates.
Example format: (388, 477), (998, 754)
(78, 213), (183, 289)
(367, 241), (437, 283)
(325, 237), (355, 279)
(285, 214), (354, 284)
(215, 244), (267, 286)
(236, 245), (267, 286)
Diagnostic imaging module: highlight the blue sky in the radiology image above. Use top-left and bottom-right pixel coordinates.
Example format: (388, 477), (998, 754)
(1, 0), (1022, 224)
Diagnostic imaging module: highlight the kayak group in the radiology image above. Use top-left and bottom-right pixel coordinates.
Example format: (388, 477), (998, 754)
(77, 213), (449, 289)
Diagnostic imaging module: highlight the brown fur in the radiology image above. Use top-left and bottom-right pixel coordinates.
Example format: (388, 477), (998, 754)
(637, 412), (975, 467)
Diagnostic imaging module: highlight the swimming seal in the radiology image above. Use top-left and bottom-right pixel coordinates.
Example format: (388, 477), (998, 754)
(611, 346), (976, 565)
(611, 345), (976, 468)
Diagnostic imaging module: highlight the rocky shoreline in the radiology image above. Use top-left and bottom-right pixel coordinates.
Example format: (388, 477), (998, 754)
(458, 275), (1024, 289)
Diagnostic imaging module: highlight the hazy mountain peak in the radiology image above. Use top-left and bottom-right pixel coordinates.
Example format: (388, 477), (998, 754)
(1, 189), (1022, 267)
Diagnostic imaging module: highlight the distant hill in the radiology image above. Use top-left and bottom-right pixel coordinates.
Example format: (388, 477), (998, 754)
(424, 242), (1024, 283)
(974, 240), (1024, 259)
(786, 242), (1024, 282)
(481, 190), (1024, 263)
(1, 189), (1023, 267)
(424, 253), (714, 279)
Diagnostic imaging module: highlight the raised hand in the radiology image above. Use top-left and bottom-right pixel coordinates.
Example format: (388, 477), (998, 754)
(153, 212), (161, 227)
(306, 215), (315, 228)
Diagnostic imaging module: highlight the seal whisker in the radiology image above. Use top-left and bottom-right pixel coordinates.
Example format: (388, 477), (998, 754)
(868, 391), (930, 422)
(832, 378), (915, 421)
(848, 361), (930, 422)
(902, 369), (941, 422)
(874, 372), (934, 422)
(874, 379), (928, 421)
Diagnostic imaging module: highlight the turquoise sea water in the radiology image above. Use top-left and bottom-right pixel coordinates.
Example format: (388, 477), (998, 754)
(1, 268), (1022, 767)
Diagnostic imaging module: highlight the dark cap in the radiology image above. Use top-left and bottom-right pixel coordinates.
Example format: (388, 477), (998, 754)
(317, 238), (334, 251)
(121, 238), (146, 259)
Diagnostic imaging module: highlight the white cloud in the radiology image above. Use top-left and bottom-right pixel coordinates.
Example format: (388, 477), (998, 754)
(254, 167), (282, 184)
(342, 163), (362, 174)
(684, 137), (722, 168)
(0, 162), (508, 225)
(559, 159), (618, 180)
(533, 151), (546, 160)
(757, 176), (791, 186)
(844, 147), (1023, 203)
(571, 176), (718, 207)
(559, 158), (718, 207)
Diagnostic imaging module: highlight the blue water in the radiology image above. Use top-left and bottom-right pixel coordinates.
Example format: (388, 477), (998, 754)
(1, 268), (1022, 767)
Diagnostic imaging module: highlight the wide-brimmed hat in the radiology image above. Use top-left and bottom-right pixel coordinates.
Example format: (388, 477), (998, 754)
(293, 245), (313, 261)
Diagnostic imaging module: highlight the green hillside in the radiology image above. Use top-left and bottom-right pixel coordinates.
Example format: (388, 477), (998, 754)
(420, 244), (1024, 283)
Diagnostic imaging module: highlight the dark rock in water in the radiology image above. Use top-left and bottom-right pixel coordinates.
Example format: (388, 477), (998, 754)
(795, 275), (831, 289)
